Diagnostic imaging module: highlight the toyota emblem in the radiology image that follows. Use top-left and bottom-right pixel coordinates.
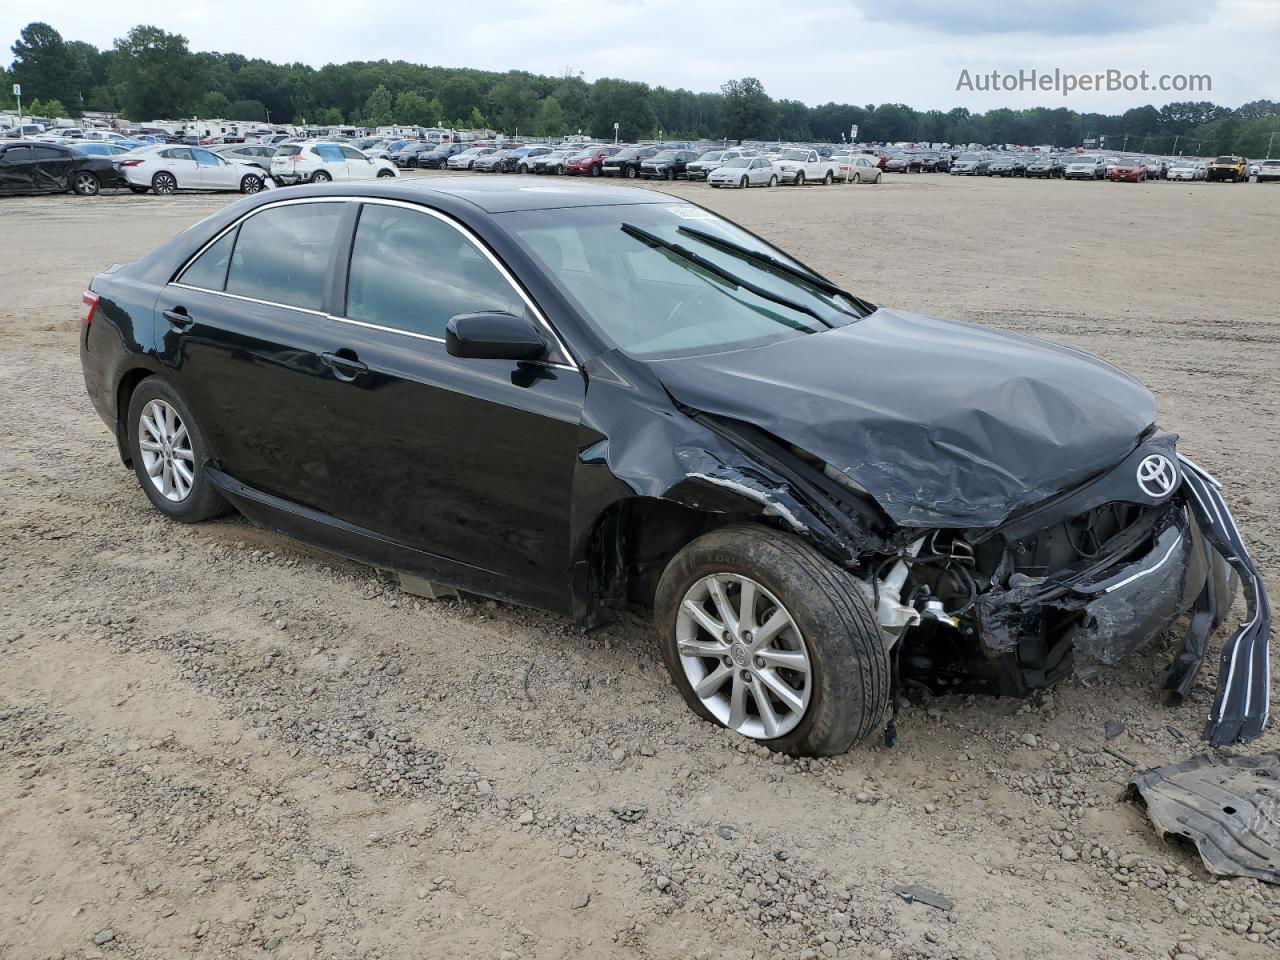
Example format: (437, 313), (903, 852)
(1136, 454), (1178, 499)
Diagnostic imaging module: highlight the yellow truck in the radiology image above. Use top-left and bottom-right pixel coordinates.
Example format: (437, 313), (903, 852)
(1207, 155), (1248, 182)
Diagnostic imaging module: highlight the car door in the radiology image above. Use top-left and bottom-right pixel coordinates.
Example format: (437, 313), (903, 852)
(317, 200), (585, 609)
(0, 145), (35, 193)
(30, 145), (75, 191)
(314, 143), (348, 180)
(160, 199), (354, 510)
(749, 158), (768, 185)
(159, 147), (201, 187)
(339, 145), (375, 180)
(191, 147), (237, 189)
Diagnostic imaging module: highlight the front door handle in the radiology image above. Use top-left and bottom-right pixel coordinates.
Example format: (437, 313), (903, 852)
(163, 307), (193, 329)
(321, 350), (368, 381)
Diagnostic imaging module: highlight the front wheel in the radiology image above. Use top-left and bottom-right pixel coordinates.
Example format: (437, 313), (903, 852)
(240, 174), (264, 194)
(376, 169), (395, 178)
(768, 175), (777, 187)
(590, 164), (601, 177)
(794, 171), (805, 186)
(655, 524), (889, 756)
(72, 171), (100, 196)
(740, 176), (749, 189)
(126, 379), (230, 523)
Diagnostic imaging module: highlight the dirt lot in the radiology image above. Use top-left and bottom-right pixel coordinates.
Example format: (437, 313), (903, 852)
(1, 173), (1277, 960)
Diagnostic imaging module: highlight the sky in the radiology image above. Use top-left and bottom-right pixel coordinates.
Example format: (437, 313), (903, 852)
(5, 0), (1278, 112)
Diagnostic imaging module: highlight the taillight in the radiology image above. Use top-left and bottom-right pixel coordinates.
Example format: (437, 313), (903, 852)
(80, 290), (100, 326)
(119, 159), (142, 167)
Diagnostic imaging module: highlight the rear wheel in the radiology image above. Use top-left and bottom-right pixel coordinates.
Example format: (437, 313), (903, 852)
(823, 170), (834, 184)
(310, 170), (332, 183)
(656, 524), (889, 756)
(126, 379), (230, 523)
(72, 171), (100, 196)
(151, 171), (177, 195)
(625, 166), (638, 179)
(853, 173), (862, 184)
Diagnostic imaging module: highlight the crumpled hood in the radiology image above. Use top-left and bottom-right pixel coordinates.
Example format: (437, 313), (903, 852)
(652, 308), (1157, 528)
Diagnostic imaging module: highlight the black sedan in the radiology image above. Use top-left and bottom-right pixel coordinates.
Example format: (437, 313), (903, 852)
(79, 178), (1270, 756)
(390, 142), (436, 168)
(0, 140), (127, 196)
(987, 156), (1027, 177)
(1025, 156), (1065, 178)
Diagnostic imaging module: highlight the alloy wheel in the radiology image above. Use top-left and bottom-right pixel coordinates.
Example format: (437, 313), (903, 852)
(153, 173), (177, 194)
(241, 175), (263, 194)
(137, 399), (195, 503)
(675, 573), (812, 739)
(74, 172), (99, 196)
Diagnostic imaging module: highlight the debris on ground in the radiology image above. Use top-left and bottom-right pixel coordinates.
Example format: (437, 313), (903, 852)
(893, 884), (954, 911)
(1127, 752), (1280, 884)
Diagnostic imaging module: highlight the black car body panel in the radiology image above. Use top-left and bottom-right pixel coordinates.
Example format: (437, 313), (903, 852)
(0, 140), (126, 194)
(79, 177), (1271, 748)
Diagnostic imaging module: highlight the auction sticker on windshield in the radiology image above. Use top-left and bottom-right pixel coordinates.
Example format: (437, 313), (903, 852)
(665, 205), (717, 220)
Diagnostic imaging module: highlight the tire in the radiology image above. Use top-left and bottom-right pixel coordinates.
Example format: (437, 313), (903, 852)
(518, 164), (529, 174)
(853, 173), (862, 184)
(740, 176), (749, 189)
(72, 171), (100, 196)
(151, 171), (177, 195)
(239, 174), (263, 194)
(590, 164), (602, 177)
(126, 378), (230, 523)
(823, 170), (834, 185)
(625, 166), (638, 179)
(768, 175), (777, 187)
(310, 170), (332, 183)
(874, 172), (882, 184)
(664, 168), (674, 181)
(376, 169), (395, 178)
(794, 171), (805, 186)
(655, 524), (889, 756)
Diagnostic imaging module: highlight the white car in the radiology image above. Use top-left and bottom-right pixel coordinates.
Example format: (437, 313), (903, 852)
(1167, 161), (1200, 181)
(773, 148), (841, 185)
(83, 130), (133, 143)
(834, 154), (882, 183)
(707, 156), (778, 188)
(270, 142), (398, 184)
(687, 148), (751, 181)
(446, 147), (497, 170)
(119, 144), (271, 195)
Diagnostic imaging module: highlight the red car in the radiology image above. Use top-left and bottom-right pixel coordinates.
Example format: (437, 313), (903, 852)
(564, 146), (621, 177)
(1107, 157), (1148, 182)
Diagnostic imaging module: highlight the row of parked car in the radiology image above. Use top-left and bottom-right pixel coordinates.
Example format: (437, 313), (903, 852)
(946, 150), (1273, 183)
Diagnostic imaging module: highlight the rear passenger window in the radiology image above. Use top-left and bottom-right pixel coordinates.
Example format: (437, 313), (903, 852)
(179, 228), (237, 291)
(226, 203), (345, 310)
(345, 204), (529, 338)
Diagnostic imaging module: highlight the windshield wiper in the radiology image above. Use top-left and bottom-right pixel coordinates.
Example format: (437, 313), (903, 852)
(620, 223), (834, 328)
(675, 225), (874, 316)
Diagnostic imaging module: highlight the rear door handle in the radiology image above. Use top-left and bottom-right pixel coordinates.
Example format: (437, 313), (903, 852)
(321, 351), (368, 381)
(163, 308), (193, 329)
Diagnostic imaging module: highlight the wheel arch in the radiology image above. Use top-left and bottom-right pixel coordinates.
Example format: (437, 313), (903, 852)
(114, 367), (158, 466)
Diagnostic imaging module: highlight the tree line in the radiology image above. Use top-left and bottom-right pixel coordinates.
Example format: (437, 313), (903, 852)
(6, 21), (1280, 157)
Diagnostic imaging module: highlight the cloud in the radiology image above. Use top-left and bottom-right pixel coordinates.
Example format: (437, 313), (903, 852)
(857, 0), (1215, 36)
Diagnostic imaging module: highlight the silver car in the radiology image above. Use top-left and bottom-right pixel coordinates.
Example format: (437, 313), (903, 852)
(707, 156), (778, 188)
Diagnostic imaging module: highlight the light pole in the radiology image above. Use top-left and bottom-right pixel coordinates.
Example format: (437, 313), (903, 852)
(1172, 134), (1180, 156)
(13, 83), (21, 132)
(1269, 130), (1277, 159)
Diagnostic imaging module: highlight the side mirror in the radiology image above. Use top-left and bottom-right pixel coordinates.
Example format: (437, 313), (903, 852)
(446, 312), (546, 362)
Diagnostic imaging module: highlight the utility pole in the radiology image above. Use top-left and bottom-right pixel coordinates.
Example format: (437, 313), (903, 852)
(1121, 133), (1129, 152)
(1269, 130), (1276, 159)
(1172, 134), (1180, 156)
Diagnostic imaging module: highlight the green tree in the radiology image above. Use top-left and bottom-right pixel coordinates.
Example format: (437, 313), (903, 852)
(589, 78), (655, 141)
(394, 90), (434, 126)
(440, 76), (480, 120)
(364, 84), (393, 125)
(41, 97), (66, 118)
(720, 77), (776, 140)
(201, 90), (231, 117)
(534, 96), (564, 137)
(109, 25), (203, 120)
(320, 106), (344, 126)
(467, 106), (486, 130)
(10, 22), (73, 105)
(487, 72), (539, 134)
(229, 98), (267, 122)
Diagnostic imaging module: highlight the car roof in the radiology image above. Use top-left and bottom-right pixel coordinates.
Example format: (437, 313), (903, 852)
(289, 175), (674, 214)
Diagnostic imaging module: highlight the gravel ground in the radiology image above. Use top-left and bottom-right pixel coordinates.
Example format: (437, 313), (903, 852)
(1, 173), (1277, 960)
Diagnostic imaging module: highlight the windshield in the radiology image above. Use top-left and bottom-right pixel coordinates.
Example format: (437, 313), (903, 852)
(503, 204), (867, 359)
(651, 150), (677, 161)
(699, 151), (724, 161)
(1074, 155), (1098, 163)
(721, 158), (751, 168)
(957, 153), (981, 161)
(613, 149), (639, 159)
(780, 149), (810, 161)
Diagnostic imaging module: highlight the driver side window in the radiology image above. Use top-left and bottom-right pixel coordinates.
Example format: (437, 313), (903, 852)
(344, 204), (531, 339)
